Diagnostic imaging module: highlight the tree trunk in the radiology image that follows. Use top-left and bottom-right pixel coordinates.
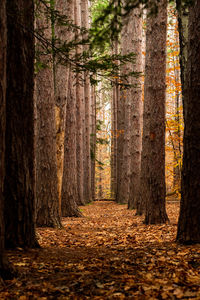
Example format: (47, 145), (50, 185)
(127, 8), (143, 210)
(140, 0), (169, 224)
(81, 0), (92, 204)
(110, 40), (118, 200)
(61, 70), (82, 217)
(35, 1), (61, 228)
(75, 0), (85, 205)
(176, 0), (188, 122)
(177, 0), (200, 244)
(90, 85), (96, 201)
(54, 0), (71, 216)
(4, 0), (39, 248)
(0, 0), (15, 279)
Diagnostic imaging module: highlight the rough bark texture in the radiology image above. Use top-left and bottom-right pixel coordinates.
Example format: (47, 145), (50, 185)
(61, 71), (81, 217)
(75, 0), (85, 205)
(54, 0), (71, 215)
(116, 56), (126, 203)
(35, 2), (61, 227)
(81, 0), (92, 204)
(0, 0), (14, 279)
(90, 85), (96, 201)
(127, 9), (143, 210)
(176, 0), (188, 118)
(111, 40), (118, 200)
(116, 12), (133, 204)
(177, 0), (200, 244)
(140, 0), (169, 224)
(4, 0), (39, 248)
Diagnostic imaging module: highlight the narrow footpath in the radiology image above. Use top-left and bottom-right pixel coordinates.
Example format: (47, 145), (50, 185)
(1, 201), (200, 299)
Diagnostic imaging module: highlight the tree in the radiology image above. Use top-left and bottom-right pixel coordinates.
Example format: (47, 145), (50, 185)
(81, 0), (92, 204)
(61, 71), (81, 217)
(35, 1), (61, 227)
(90, 84), (97, 201)
(54, 0), (71, 215)
(127, 8), (143, 210)
(138, 0), (169, 224)
(0, 0), (14, 279)
(4, 0), (39, 247)
(176, 0), (200, 244)
(75, 0), (85, 205)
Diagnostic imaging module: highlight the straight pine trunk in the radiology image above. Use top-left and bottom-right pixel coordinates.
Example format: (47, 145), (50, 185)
(0, 0), (14, 278)
(35, 1), (61, 227)
(177, 0), (200, 244)
(140, 0), (169, 224)
(75, 0), (85, 205)
(81, 0), (92, 204)
(4, 0), (39, 247)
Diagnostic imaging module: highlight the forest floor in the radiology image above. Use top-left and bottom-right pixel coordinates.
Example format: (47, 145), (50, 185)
(1, 201), (200, 299)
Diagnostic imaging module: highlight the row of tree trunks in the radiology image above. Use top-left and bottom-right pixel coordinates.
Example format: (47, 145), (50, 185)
(34, 0), (94, 224)
(114, 8), (143, 206)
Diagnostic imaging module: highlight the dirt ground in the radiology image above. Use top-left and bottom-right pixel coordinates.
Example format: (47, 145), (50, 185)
(1, 201), (200, 299)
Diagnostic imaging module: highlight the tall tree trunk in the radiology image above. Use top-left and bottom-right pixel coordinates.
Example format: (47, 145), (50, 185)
(176, 0), (188, 122)
(81, 0), (92, 204)
(116, 12), (133, 204)
(61, 70), (81, 217)
(0, 0), (14, 279)
(75, 0), (85, 205)
(139, 0), (169, 224)
(177, 0), (200, 244)
(90, 85), (96, 201)
(127, 8), (143, 210)
(110, 40), (118, 200)
(4, 0), (39, 247)
(54, 0), (71, 216)
(35, 1), (61, 228)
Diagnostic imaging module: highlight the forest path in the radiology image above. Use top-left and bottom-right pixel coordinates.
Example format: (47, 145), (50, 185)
(2, 201), (200, 299)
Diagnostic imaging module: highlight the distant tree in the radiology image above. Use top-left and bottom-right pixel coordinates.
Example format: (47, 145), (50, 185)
(61, 71), (81, 217)
(90, 84), (97, 201)
(139, 0), (169, 224)
(35, 0), (61, 227)
(177, 0), (200, 244)
(4, 0), (39, 247)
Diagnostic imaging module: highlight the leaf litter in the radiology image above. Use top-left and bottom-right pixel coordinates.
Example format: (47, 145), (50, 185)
(1, 201), (200, 299)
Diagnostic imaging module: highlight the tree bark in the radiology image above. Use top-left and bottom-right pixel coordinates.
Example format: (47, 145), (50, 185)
(140, 0), (169, 224)
(81, 0), (92, 204)
(35, 1), (61, 228)
(177, 0), (200, 244)
(90, 85), (96, 201)
(127, 8), (143, 210)
(61, 70), (81, 217)
(75, 0), (85, 205)
(4, 0), (39, 248)
(0, 0), (15, 279)
(54, 0), (71, 216)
